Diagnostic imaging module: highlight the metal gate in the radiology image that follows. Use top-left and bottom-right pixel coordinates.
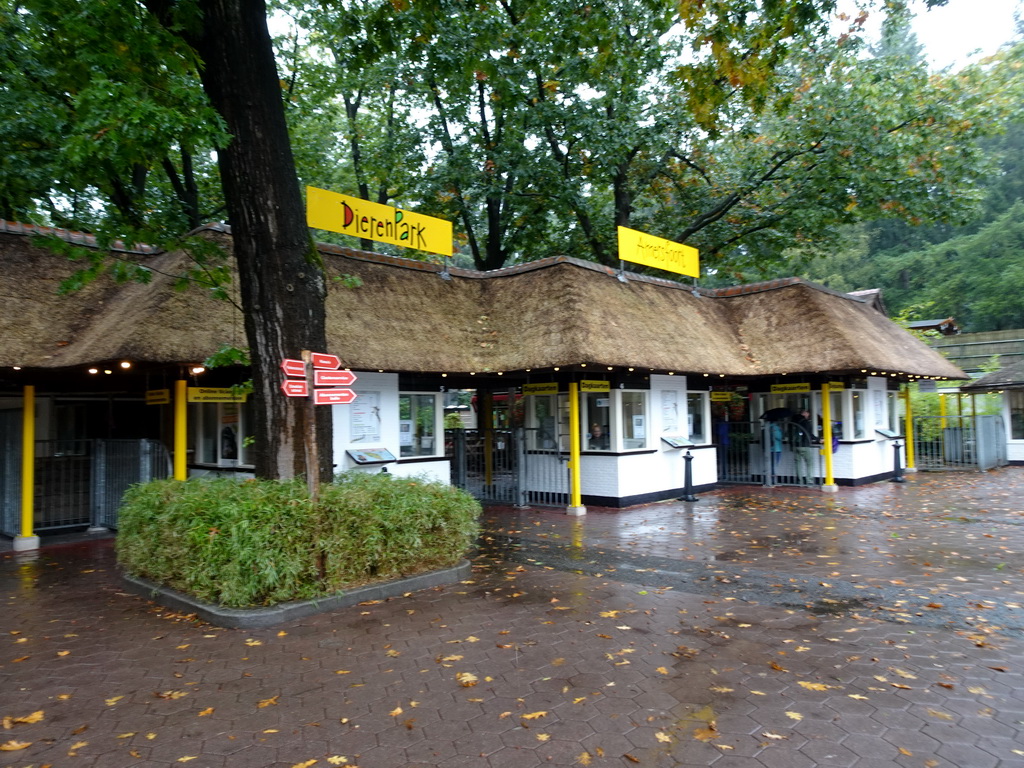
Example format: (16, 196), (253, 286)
(913, 415), (1008, 471)
(447, 428), (568, 506)
(716, 420), (821, 487)
(0, 438), (171, 537)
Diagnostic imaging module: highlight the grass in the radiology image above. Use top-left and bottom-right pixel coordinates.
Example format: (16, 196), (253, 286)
(116, 472), (481, 608)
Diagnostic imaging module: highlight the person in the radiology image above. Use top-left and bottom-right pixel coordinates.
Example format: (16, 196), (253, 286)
(589, 423), (609, 449)
(768, 419), (783, 478)
(792, 409), (816, 485)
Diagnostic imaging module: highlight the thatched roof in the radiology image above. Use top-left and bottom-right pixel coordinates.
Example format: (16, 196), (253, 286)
(0, 222), (966, 380)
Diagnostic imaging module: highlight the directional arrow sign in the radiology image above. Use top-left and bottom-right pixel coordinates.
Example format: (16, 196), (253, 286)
(281, 380), (309, 397)
(314, 369), (358, 387)
(314, 388), (357, 405)
(281, 358), (306, 377)
(310, 352), (341, 370)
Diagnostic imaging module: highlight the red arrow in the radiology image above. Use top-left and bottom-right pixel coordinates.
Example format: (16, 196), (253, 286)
(314, 388), (357, 405)
(310, 352), (341, 370)
(281, 380), (309, 397)
(281, 358), (306, 377)
(314, 369), (358, 387)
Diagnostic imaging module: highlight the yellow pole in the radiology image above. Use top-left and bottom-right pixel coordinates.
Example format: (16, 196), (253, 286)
(482, 391), (494, 487)
(821, 383), (836, 489)
(174, 379), (188, 480)
(567, 382), (584, 513)
(939, 393), (947, 429)
(903, 387), (915, 470)
(20, 385), (35, 539)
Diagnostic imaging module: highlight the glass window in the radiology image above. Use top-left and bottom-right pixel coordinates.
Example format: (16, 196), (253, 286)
(193, 400), (253, 466)
(400, 393), (439, 457)
(851, 391), (867, 438)
(528, 394), (568, 451)
(687, 392), (708, 444)
(621, 391), (648, 450)
(584, 392), (612, 450)
(196, 402), (218, 463)
(1010, 391), (1024, 440)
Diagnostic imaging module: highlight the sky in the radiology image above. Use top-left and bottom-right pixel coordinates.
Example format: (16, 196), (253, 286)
(908, 0), (1021, 68)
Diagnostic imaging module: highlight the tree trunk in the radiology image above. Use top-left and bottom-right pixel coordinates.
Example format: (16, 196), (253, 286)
(186, 0), (332, 481)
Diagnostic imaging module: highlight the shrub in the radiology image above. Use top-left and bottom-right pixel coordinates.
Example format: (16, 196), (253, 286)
(116, 472), (481, 608)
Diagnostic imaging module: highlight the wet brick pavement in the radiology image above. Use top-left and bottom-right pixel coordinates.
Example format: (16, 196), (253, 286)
(3, 469), (1024, 767)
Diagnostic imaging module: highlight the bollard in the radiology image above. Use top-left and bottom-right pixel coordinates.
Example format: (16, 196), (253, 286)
(680, 450), (699, 502)
(890, 441), (906, 483)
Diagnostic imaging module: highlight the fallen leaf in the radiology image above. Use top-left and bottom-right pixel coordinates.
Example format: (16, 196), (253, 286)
(761, 731), (787, 740)
(693, 724), (718, 741)
(578, 751), (592, 765)
(177, 758), (198, 763)
(522, 711), (548, 720)
(624, 755), (640, 763)
(9, 710), (44, 725)
(389, 706), (403, 717)
(926, 708), (953, 721)
(898, 747), (913, 756)
(291, 760), (318, 768)
(655, 731), (672, 743)
(0, 740), (31, 751)
(155, 690), (189, 700)
(198, 707), (214, 717)
(786, 711), (803, 721)
(244, 639), (262, 647)
(709, 685), (733, 693)
(536, 733), (550, 742)
(257, 696), (279, 708)
(456, 672), (478, 688)
(68, 740), (88, 754)
(656, 667), (669, 675)
(797, 682), (832, 691)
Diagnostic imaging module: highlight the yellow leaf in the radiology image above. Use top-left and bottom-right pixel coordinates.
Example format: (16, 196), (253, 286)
(277, 631), (288, 637)
(797, 682), (831, 691)
(750, 690), (766, 696)
(326, 758), (350, 766)
(0, 740), (32, 751)
(761, 731), (787, 740)
(890, 667), (917, 679)
(716, 744), (735, 750)
(578, 751), (592, 765)
(57, 694), (72, 700)
(599, 610), (621, 618)
(499, 711), (512, 719)
(521, 711), (548, 720)
(709, 685), (733, 693)
(117, 732), (135, 739)
(389, 706), (403, 717)
(848, 694), (869, 700)
(693, 724), (719, 742)
(898, 747), (913, 756)
(69, 740), (88, 753)
(456, 672), (478, 688)
(786, 711), (803, 721)
(57, 650), (71, 657)
(465, 636), (480, 643)
(11, 710), (44, 724)
(655, 732), (672, 743)
(291, 761), (318, 768)
(656, 667), (669, 675)
(441, 655), (463, 662)
(245, 639), (262, 647)
(155, 690), (189, 700)
(536, 733), (550, 742)
(146, 732), (157, 739)
(106, 696), (124, 706)
(177, 644), (191, 650)
(198, 707), (214, 717)
(335, 670), (351, 675)
(926, 708), (953, 721)
(385, 650), (401, 657)
(178, 758), (198, 763)
(258, 696), (279, 708)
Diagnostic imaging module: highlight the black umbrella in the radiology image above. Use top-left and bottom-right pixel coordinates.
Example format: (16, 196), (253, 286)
(760, 407), (794, 422)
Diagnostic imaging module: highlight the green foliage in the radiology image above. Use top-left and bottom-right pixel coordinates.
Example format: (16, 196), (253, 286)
(116, 472), (481, 608)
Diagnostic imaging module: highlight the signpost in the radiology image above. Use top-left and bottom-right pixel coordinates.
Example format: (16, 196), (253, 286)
(279, 352), (359, 503)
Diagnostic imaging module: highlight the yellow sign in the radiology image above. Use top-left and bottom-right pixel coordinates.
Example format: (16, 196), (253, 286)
(771, 383), (811, 393)
(145, 389), (170, 405)
(617, 226), (699, 278)
(828, 381), (845, 390)
(187, 387), (248, 403)
(580, 380), (611, 393)
(306, 186), (453, 257)
(523, 382), (559, 396)
(710, 392), (734, 402)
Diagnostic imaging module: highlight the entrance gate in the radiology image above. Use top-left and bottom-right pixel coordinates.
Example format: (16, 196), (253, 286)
(912, 414), (1007, 471)
(447, 428), (569, 506)
(716, 420), (821, 487)
(0, 438), (171, 537)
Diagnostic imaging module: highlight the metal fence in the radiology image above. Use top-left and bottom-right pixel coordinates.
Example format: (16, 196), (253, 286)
(447, 428), (568, 506)
(913, 415), (1007, 471)
(1, 439), (171, 537)
(716, 420), (821, 487)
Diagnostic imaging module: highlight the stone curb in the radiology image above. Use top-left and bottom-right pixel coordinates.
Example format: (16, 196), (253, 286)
(121, 559), (473, 629)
